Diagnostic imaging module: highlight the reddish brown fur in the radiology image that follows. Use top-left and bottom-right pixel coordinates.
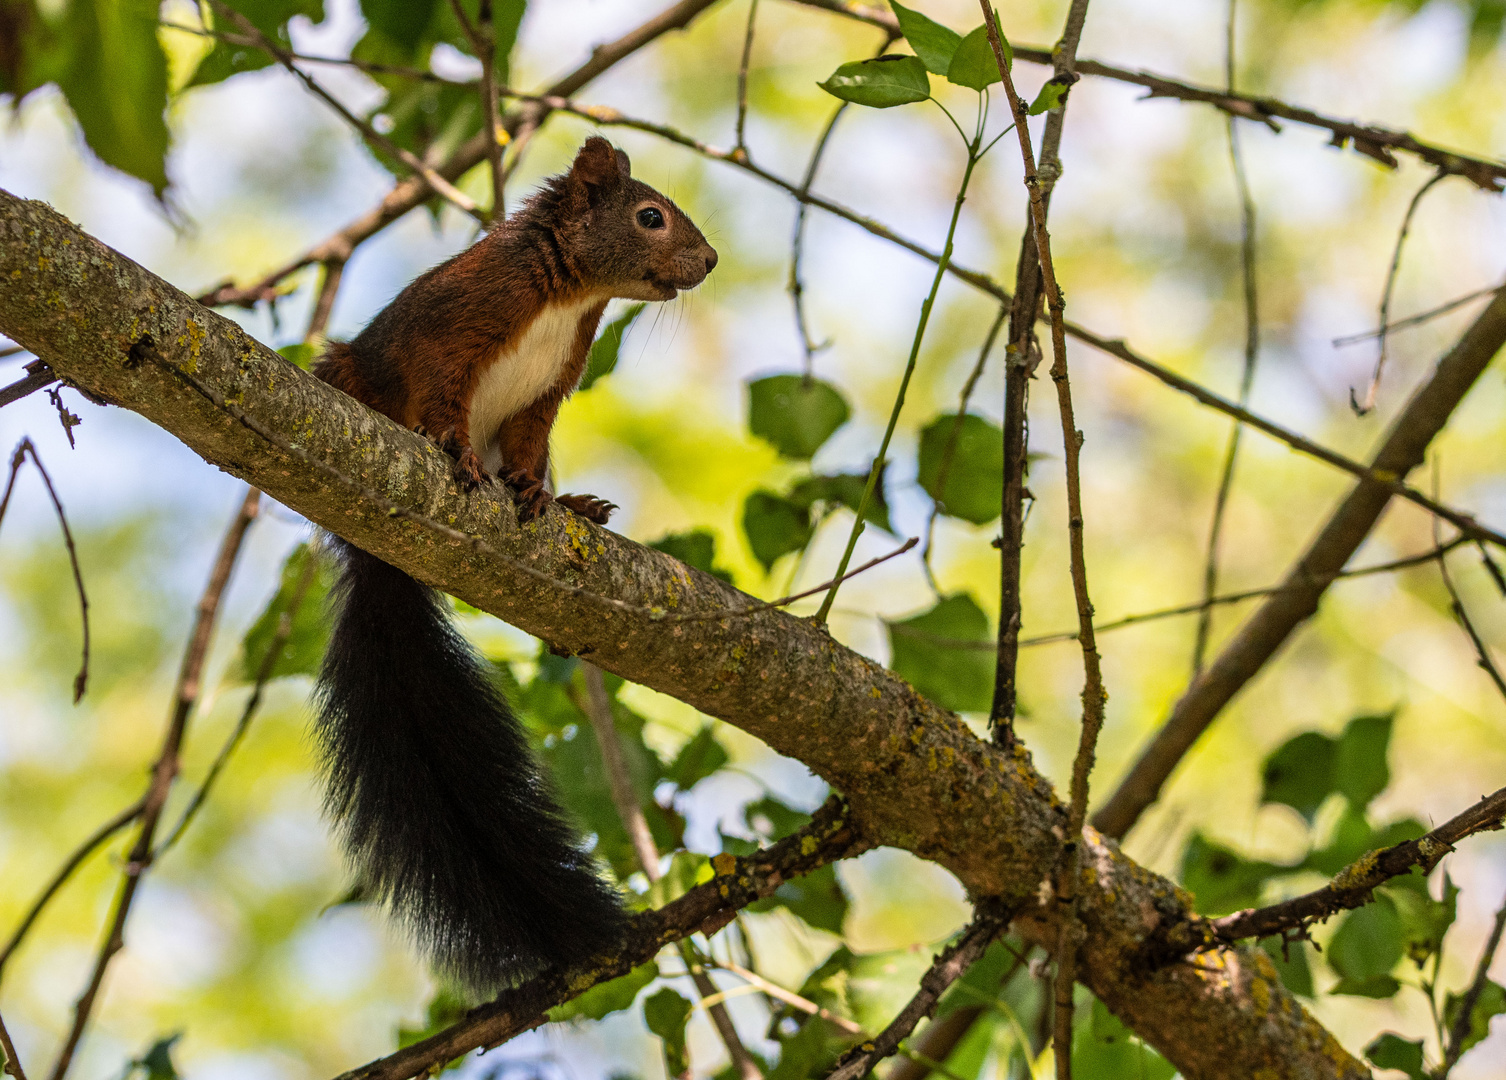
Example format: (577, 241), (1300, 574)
(315, 138), (715, 523)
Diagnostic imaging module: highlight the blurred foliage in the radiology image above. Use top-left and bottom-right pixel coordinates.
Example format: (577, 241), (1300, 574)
(4, 0), (1506, 1076)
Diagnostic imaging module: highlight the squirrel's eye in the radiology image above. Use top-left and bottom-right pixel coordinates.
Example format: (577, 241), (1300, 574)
(636, 207), (665, 229)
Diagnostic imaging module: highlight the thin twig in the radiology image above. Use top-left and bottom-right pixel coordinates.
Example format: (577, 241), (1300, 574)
(0, 364), (58, 408)
(161, 22), (451, 83)
(578, 667), (763, 1080)
(211, 1), (484, 221)
(792, 0), (1506, 191)
(306, 259), (346, 343)
(1432, 460), (1506, 702)
(978, 5), (1100, 1074)
(1201, 785), (1506, 945)
(1192, 0), (1260, 677)
(446, 0), (506, 220)
(733, 0), (759, 157)
(0, 1011), (26, 1080)
(822, 902), (1011, 1080)
(0, 800), (143, 983)
(923, 305), (1007, 593)
(1332, 283), (1502, 346)
(47, 487), (261, 1080)
(1354, 171), (1447, 415)
(157, 551), (319, 857)
(0, 439), (90, 701)
(1439, 888), (1506, 1076)
(789, 101), (846, 371)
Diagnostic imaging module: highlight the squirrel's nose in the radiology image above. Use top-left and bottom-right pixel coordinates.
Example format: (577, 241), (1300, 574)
(702, 246), (718, 273)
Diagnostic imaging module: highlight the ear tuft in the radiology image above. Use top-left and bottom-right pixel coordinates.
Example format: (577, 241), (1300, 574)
(571, 137), (627, 190)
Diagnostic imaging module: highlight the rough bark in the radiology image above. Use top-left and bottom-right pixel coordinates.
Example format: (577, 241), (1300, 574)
(0, 189), (1368, 1080)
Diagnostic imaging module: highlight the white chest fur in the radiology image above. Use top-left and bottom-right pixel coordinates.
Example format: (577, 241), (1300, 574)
(469, 297), (598, 474)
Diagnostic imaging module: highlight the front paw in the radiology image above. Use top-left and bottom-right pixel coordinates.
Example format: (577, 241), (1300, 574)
(556, 493), (617, 525)
(452, 446), (488, 489)
(501, 468), (552, 521)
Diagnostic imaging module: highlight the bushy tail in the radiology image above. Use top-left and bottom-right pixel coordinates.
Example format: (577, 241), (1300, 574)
(313, 537), (627, 990)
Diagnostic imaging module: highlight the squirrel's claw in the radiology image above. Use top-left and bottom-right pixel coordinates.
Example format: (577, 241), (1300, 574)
(556, 494), (616, 525)
(452, 447), (488, 490)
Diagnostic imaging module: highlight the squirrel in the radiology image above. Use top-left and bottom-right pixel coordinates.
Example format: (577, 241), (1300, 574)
(310, 136), (717, 991)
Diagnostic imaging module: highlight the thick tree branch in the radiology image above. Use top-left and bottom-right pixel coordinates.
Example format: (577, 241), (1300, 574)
(1, 190), (1369, 1080)
(1094, 287), (1506, 839)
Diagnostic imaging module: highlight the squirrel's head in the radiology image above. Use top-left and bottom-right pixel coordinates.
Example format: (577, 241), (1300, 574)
(558, 137), (717, 302)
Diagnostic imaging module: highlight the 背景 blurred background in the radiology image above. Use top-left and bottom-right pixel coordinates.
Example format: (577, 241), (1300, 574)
(2, 0), (1505, 1077)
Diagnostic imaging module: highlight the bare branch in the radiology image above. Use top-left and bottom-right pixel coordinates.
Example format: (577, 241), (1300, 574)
(1439, 887), (1506, 1076)
(0, 362), (57, 408)
(1094, 287), (1506, 839)
(0, 1010), (26, 1080)
(47, 487), (260, 1080)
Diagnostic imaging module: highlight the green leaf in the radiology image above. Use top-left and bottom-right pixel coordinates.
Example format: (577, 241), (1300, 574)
(667, 726), (729, 790)
(887, 594), (994, 713)
(917, 413), (1005, 525)
(644, 988), (694, 1078)
(1334, 713), (1393, 811)
(1027, 77), (1071, 115)
(1363, 1033), (1426, 1080)
(129, 1035), (183, 1080)
(237, 543), (335, 683)
(649, 530), (733, 582)
(580, 303), (646, 392)
(1384, 870), (1457, 966)
(788, 471), (892, 534)
(742, 490), (813, 571)
(1179, 833), (1283, 915)
(548, 961), (658, 1022)
(188, 0), (326, 88)
(277, 343), (317, 371)
(888, 1), (963, 76)
(819, 54), (931, 109)
(751, 862), (848, 934)
(1072, 997), (1176, 1080)
(645, 852), (712, 909)
(1258, 936), (1313, 998)
(1261, 730), (1337, 823)
(1328, 894), (1403, 994)
(946, 14), (1010, 92)
(748, 375), (851, 460)
(56, 0), (172, 194)
(1443, 978), (1506, 1060)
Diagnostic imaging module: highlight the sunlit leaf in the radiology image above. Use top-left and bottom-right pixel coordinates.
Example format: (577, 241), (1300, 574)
(644, 988), (693, 1078)
(742, 490), (813, 571)
(548, 961), (658, 1022)
(1027, 77), (1071, 115)
(1443, 978), (1506, 1060)
(819, 55), (931, 108)
(188, 0), (326, 88)
(748, 375), (851, 459)
(917, 413), (1004, 524)
(1261, 730), (1336, 823)
(887, 594), (993, 713)
(580, 303), (646, 391)
(946, 13), (1009, 91)
(277, 342), (317, 371)
(888, 1), (962, 76)
(644, 852), (712, 908)
(1363, 1033), (1426, 1080)
(1334, 712), (1393, 811)
(237, 543), (335, 683)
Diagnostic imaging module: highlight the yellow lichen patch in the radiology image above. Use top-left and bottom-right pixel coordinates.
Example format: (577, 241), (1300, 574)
(1330, 849), (1380, 891)
(1249, 970), (1272, 1018)
(560, 513), (598, 561)
(801, 835), (817, 856)
(712, 852), (737, 876)
(869, 686), (881, 699)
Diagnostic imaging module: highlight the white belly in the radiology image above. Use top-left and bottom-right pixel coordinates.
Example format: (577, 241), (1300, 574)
(469, 297), (597, 474)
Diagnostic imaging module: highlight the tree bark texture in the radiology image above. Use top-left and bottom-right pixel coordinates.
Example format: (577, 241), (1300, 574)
(0, 190), (1368, 1080)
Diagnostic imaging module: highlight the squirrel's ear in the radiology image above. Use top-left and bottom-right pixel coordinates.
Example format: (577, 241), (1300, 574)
(570, 137), (627, 193)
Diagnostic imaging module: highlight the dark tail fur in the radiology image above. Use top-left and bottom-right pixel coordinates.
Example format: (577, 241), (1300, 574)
(313, 537), (627, 990)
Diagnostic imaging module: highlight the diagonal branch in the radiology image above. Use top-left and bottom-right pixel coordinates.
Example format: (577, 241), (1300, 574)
(1093, 286), (1506, 839)
(0, 191), (1375, 1080)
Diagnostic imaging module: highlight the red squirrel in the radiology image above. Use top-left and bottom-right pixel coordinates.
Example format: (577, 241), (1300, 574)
(309, 137), (716, 990)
